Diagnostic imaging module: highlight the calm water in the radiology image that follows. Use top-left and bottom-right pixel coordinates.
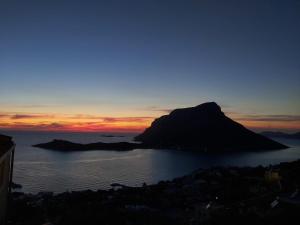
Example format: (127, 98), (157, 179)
(2, 130), (300, 193)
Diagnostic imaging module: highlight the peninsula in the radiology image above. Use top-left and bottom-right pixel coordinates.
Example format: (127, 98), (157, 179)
(33, 139), (144, 151)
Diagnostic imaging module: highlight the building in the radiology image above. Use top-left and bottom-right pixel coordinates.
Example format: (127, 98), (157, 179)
(0, 134), (14, 225)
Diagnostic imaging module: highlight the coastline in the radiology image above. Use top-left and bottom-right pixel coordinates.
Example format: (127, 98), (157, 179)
(9, 159), (300, 225)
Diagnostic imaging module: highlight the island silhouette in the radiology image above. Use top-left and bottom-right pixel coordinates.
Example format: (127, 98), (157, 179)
(33, 102), (288, 152)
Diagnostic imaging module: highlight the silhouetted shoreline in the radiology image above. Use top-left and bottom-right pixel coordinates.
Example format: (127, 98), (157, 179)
(9, 160), (300, 225)
(33, 138), (289, 152)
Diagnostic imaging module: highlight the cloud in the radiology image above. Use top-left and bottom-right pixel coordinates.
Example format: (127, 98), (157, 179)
(0, 122), (69, 131)
(0, 114), (9, 118)
(10, 114), (54, 119)
(102, 117), (154, 123)
(0, 112), (154, 132)
(1, 110), (299, 132)
(0, 122), (10, 126)
(63, 114), (155, 123)
(0, 120), (147, 132)
(44, 122), (66, 129)
(140, 106), (173, 113)
(11, 114), (39, 119)
(235, 114), (300, 122)
(20, 104), (52, 108)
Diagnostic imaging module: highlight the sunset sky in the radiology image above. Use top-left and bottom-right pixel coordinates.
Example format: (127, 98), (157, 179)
(1, 0), (299, 132)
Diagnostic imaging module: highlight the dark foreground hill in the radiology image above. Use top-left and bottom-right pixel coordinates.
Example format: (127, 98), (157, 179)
(9, 160), (300, 225)
(135, 102), (287, 151)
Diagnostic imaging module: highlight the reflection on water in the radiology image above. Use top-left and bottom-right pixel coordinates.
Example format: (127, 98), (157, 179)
(2, 131), (300, 193)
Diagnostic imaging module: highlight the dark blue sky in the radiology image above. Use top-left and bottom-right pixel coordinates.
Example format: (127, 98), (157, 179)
(0, 0), (299, 131)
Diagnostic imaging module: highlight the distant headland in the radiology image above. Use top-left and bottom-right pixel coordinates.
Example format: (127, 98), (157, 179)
(261, 131), (300, 140)
(33, 102), (288, 152)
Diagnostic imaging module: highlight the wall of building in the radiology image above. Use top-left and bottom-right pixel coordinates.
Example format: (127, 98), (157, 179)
(0, 148), (13, 225)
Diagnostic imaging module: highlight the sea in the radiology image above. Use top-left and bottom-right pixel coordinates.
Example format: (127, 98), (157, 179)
(1, 130), (300, 193)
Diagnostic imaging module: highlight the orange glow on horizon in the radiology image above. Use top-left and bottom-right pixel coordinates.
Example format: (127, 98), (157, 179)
(235, 119), (300, 132)
(0, 113), (154, 133)
(0, 111), (299, 133)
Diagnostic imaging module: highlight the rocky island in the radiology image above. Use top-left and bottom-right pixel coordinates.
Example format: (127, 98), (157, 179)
(136, 102), (287, 151)
(34, 102), (288, 152)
